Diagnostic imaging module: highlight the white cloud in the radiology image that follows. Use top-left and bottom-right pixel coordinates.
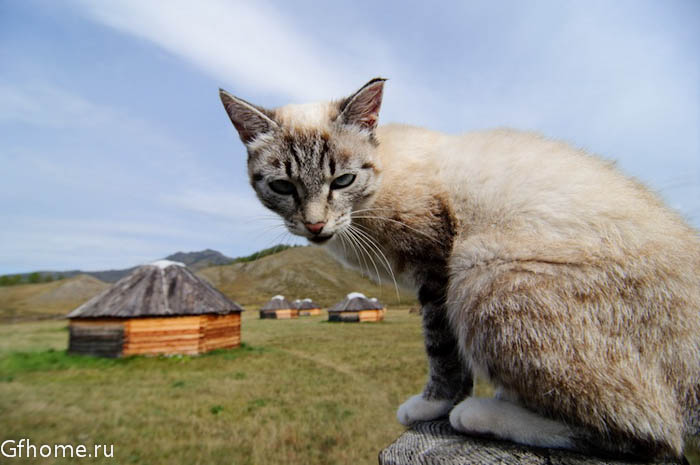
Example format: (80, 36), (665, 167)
(65, 0), (437, 121)
(68, 0), (358, 101)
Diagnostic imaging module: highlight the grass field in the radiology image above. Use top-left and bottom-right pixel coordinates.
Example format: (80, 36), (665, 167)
(1, 310), (698, 464)
(0, 309), (445, 464)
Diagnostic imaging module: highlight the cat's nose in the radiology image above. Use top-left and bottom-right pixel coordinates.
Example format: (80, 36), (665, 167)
(304, 222), (326, 235)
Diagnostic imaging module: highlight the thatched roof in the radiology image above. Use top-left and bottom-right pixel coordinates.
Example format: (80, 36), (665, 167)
(328, 292), (383, 312)
(260, 295), (294, 311)
(67, 260), (243, 318)
(293, 298), (320, 310)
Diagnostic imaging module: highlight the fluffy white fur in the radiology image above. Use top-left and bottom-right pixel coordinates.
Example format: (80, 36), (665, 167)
(397, 394), (453, 426)
(449, 397), (575, 449)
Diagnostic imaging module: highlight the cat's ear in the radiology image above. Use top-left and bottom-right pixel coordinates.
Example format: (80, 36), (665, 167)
(337, 77), (387, 131)
(219, 89), (278, 145)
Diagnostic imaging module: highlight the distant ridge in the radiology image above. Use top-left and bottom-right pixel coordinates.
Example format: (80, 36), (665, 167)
(2, 248), (245, 284)
(2, 247), (299, 285)
(1, 245), (417, 322)
(165, 249), (234, 270)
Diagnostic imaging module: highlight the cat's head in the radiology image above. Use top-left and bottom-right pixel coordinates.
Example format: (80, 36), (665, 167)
(219, 78), (386, 244)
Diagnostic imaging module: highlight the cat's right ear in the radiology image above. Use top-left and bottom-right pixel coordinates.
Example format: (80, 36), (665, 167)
(219, 89), (278, 145)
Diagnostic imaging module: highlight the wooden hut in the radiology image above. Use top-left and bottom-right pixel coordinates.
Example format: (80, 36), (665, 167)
(328, 292), (385, 322)
(294, 298), (322, 316)
(67, 260), (243, 357)
(259, 295), (297, 319)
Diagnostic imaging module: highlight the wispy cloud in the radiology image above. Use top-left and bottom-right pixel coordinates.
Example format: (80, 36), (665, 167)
(68, 0), (360, 101)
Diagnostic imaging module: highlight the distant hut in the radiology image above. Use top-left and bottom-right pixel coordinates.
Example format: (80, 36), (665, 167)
(67, 260), (243, 357)
(328, 292), (385, 322)
(294, 298), (322, 316)
(259, 295), (297, 319)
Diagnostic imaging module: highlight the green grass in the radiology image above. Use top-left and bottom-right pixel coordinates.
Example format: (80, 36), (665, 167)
(0, 312), (697, 464)
(0, 310), (434, 465)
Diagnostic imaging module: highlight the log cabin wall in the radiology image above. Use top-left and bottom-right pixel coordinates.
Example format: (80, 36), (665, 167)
(199, 314), (241, 352)
(68, 319), (125, 358)
(299, 308), (321, 316)
(69, 313), (241, 357)
(260, 309), (298, 319)
(123, 315), (202, 356)
(328, 309), (385, 322)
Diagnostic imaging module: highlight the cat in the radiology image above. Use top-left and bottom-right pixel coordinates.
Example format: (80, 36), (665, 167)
(219, 77), (700, 460)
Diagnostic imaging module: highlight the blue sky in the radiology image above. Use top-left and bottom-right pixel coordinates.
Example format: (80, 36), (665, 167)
(1, 0), (698, 274)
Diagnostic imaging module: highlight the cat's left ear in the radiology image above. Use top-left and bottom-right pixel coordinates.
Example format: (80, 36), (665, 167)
(219, 89), (279, 145)
(337, 77), (387, 131)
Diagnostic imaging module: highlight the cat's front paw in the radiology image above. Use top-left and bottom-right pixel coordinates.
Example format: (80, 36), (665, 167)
(397, 394), (452, 426)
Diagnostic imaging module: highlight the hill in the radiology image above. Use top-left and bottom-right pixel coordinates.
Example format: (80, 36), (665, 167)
(1, 249), (238, 284)
(198, 246), (417, 308)
(0, 246), (418, 322)
(165, 248), (234, 270)
(0, 275), (108, 322)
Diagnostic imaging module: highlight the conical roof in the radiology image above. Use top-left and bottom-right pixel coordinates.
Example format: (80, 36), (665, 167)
(328, 292), (383, 312)
(295, 298), (320, 310)
(67, 260), (243, 318)
(260, 295), (294, 311)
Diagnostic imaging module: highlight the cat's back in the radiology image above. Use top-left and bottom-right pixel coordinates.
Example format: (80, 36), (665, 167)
(376, 123), (699, 279)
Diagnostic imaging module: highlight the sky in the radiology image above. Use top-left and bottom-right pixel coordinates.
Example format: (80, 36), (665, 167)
(1, 0), (698, 274)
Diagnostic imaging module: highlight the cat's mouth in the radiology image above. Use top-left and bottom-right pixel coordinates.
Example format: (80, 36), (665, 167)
(308, 234), (333, 244)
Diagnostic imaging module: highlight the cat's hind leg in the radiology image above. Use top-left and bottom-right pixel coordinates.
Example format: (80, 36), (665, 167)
(449, 397), (574, 449)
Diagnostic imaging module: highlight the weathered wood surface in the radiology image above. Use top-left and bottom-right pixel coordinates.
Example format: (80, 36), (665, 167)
(68, 324), (124, 358)
(70, 313), (241, 357)
(328, 294), (383, 311)
(379, 420), (684, 465)
(67, 262), (243, 318)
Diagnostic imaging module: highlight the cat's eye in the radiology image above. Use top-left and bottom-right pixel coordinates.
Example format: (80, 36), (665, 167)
(330, 174), (356, 190)
(268, 180), (296, 195)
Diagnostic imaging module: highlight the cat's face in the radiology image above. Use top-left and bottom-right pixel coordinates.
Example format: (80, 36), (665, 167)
(220, 78), (385, 244)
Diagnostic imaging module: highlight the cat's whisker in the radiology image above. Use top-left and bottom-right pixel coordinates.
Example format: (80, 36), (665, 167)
(335, 229), (348, 256)
(259, 229), (292, 255)
(345, 228), (373, 281)
(351, 215), (443, 246)
(346, 226), (383, 290)
(341, 229), (368, 280)
(348, 224), (400, 300)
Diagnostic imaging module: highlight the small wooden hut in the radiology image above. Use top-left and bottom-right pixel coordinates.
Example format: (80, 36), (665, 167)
(328, 292), (385, 322)
(294, 298), (322, 316)
(67, 260), (243, 357)
(259, 295), (297, 319)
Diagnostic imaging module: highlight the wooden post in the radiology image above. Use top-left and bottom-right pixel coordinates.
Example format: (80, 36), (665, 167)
(379, 420), (685, 465)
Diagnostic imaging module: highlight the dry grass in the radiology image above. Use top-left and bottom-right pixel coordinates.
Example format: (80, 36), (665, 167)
(1, 311), (697, 464)
(199, 247), (417, 309)
(0, 309), (441, 464)
(0, 275), (107, 323)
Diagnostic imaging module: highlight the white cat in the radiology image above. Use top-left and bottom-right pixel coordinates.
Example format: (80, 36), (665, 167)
(220, 78), (700, 460)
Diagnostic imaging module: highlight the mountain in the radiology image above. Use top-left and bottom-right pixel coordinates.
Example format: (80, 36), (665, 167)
(198, 246), (416, 308)
(2, 249), (237, 284)
(165, 249), (234, 270)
